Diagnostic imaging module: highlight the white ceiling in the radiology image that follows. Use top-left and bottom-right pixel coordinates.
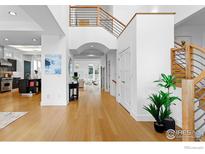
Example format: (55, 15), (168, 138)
(0, 5), (35, 22)
(0, 31), (41, 46)
(0, 5), (42, 51)
(177, 7), (205, 26)
(0, 5), (42, 31)
(71, 42), (110, 59)
(0, 5), (66, 55)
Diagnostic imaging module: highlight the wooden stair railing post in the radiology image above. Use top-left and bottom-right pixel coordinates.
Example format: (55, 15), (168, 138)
(182, 79), (195, 141)
(185, 43), (193, 79)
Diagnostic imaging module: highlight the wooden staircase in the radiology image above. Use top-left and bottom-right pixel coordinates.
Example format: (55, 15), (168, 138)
(171, 44), (186, 87)
(172, 42), (205, 141)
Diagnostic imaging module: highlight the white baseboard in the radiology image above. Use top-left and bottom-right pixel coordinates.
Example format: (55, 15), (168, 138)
(130, 111), (154, 122)
(40, 101), (68, 106)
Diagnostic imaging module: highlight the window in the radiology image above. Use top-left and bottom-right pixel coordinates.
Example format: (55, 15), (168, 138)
(88, 64), (94, 80)
(34, 60), (37, 71)
(34, 60), (41, 71)
(37, 61), (41, 69)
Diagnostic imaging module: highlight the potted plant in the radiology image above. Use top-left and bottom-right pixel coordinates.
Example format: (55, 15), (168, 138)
(144, 91), (172, 133)
(72, 75), (79, 82)
(154, 74), (180, 131)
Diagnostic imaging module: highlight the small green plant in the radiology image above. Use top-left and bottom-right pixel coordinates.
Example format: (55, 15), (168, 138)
(144, 74), (180, 126)
(72, 76), (79, 81)
(154, 74), (180, 107)
(154, 73), (176, 93)
(144, 91), (171, 124)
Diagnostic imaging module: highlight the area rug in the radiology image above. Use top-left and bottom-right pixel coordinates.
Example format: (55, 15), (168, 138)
(0, 112), (27, 129)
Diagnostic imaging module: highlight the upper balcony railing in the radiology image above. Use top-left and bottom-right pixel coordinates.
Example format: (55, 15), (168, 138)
(69, 6), (126, 37)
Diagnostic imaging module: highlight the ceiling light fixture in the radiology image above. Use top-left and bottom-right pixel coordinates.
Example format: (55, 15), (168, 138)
(32, 38), (37, 42)
(8, 11), (17, 16)
(88, 54), (95, 57)
(4, 38), (9, 41)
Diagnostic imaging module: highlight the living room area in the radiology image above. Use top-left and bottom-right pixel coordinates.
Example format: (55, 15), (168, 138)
(73, 59), (101, 89)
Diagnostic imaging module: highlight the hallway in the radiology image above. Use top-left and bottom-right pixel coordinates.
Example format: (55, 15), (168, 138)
(0, 86), (169, 141)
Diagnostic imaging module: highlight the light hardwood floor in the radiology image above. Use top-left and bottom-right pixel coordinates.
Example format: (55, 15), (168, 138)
(0, 86), (172, 141)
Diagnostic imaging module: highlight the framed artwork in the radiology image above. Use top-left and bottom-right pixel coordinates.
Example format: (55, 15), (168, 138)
(45, 54), (62, 75)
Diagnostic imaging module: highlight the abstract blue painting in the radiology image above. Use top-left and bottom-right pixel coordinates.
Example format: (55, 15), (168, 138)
(45, 54), (62, 75)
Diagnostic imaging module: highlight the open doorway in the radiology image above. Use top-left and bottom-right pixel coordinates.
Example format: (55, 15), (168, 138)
(24, 60), (31, 79)
(74, 59), (101, 88)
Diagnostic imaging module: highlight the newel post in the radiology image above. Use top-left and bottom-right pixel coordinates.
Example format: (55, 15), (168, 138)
(182, 79), (195, 141)
(185, 43), (193, 79)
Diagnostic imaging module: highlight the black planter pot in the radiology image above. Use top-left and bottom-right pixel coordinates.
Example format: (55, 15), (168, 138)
(154, 122), (165, 133)
(163, 117), (175, 131)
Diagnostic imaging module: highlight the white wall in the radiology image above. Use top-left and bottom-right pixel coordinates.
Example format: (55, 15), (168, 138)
(175, 25), (205, 47)
(117, 14), (175, 122)
(107, 51), (117, 97)
(48, 5), (69, 35)
(117, 17), (137, 105)
(69, 27), (117, 50)
(41, 35), (68, 106)
(39, 6), (70, 106)
(113, 5), (141, 25)
(134, 14), (174, 121)
(142, 6), (204, 24)
(113, 5), (204, 25)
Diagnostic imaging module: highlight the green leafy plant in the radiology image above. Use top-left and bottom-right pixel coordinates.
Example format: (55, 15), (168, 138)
(154, 73), (176, 93)
(144, 74), (180, 125)
(144, 91), (172, 124)
(72, 76), (79, 81)
(154, 74), (180, 107)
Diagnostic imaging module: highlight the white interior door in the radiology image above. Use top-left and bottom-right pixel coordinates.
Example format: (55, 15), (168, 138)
(119, 48), (131, 112)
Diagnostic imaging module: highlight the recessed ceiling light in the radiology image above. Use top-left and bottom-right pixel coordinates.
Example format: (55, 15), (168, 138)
(90, 45), (94, 48)
(88, 54), (95, 57)
(4, 38), (9, 41)
(8, 11), (17, 16)
(32, 38), (37, 42)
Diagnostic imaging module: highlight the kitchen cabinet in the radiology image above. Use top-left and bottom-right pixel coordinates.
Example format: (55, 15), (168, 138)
(8, 59), (17, 72)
